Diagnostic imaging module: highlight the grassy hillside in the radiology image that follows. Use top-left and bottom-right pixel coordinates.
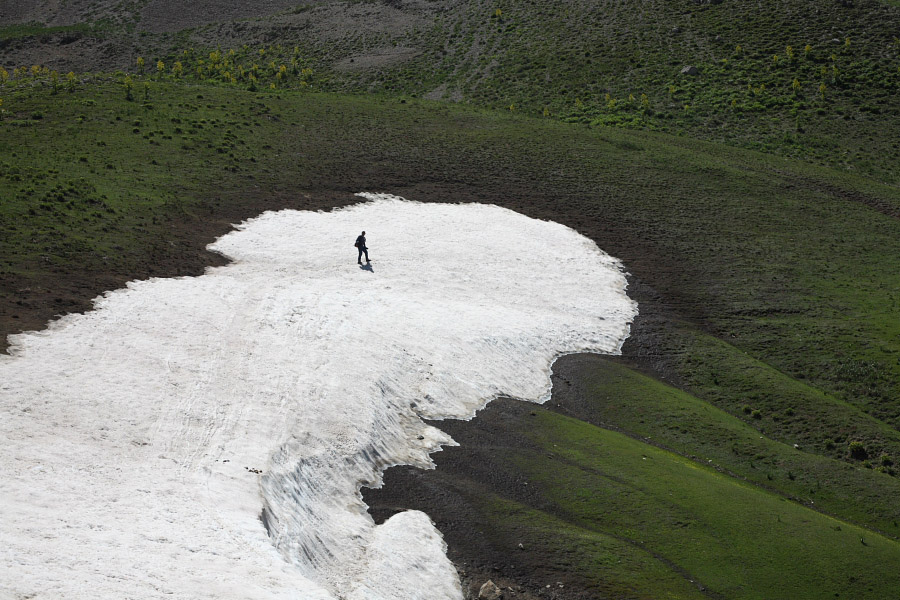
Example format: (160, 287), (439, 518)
(3, 4), (900, 594)
(3, 0), (900, 182)
(384, 394), (900, 599)
(3, 79), (900, 598)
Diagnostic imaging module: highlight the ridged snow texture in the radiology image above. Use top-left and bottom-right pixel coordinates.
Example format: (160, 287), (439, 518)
(0, 194), (637, 600)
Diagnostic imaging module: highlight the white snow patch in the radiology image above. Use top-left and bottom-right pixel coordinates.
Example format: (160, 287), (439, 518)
(0, 194), (637, 600)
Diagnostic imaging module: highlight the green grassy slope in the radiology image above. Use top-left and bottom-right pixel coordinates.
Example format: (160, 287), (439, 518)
(3, 0), (900, 182)
(555, 358), (900, 537)
(486, 405), (900, 599)
(193, 0), (900, 182)
(3, 78), (900, 596)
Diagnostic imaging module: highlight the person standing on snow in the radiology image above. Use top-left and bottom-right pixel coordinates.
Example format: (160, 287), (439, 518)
(354, 231), (370, 264)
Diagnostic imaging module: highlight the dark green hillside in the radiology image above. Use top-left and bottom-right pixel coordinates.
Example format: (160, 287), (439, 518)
(168, 0), (900, 182)
(3, 0), (900, 181)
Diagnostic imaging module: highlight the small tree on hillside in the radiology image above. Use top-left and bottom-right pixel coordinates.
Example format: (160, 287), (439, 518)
(124, 74), (134, 101)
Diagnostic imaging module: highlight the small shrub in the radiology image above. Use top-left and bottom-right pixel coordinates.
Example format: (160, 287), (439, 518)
(742, 405), (752, 414)
(124, 75), (133, 101)
(848, 441), (868, 460)
(751, 409), (762, 419)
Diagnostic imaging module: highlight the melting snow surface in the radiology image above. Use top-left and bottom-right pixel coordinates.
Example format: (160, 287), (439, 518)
(0, 194), (637, 600)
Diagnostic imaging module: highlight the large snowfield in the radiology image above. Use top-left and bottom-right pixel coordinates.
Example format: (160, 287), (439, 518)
(0, 194), (637, 600)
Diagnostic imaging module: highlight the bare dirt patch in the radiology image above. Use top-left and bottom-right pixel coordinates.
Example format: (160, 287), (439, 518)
(334, 46), (422, 72)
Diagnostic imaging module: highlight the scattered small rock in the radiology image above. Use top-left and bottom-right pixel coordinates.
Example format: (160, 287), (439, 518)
(680, 65), (701, 76)
(479, 579), (503, 600)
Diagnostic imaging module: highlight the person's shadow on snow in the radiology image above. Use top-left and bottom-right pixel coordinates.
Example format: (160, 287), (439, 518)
(359, 263), (374, 272)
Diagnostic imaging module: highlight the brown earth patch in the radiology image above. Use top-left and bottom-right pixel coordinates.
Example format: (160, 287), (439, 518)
(334, 47), (422, 72)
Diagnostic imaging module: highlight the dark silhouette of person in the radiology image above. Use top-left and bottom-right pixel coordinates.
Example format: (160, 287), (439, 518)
(355, 231), (369, 264)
